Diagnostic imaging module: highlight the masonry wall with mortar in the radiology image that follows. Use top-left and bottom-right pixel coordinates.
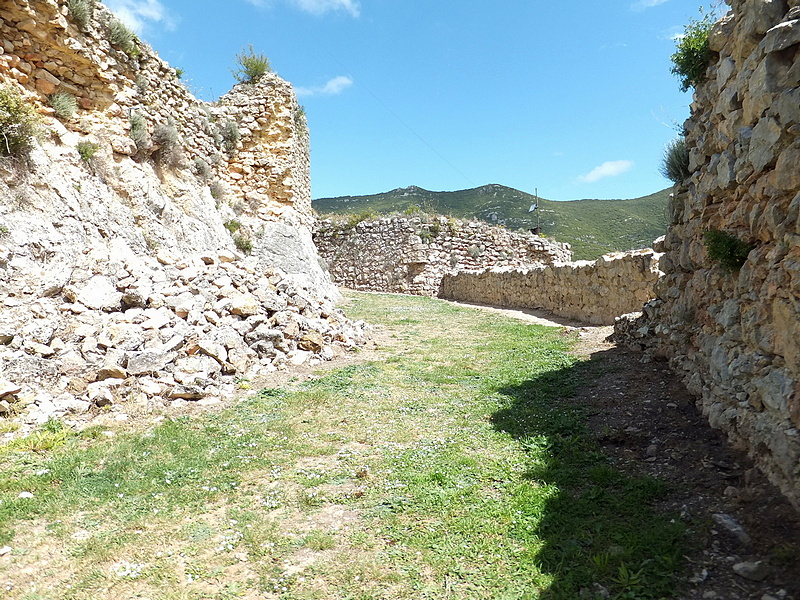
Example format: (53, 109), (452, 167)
(314, 215), (573, 297)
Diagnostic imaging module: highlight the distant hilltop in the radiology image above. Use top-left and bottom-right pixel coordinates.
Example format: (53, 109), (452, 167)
(314, 184), (671, 261)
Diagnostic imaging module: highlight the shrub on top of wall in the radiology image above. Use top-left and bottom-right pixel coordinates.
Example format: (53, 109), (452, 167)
(232, 45), (272, 84)
(704, 229), (754, 272)
(670, 11), (715, 92)
(0, 86), (40, 157)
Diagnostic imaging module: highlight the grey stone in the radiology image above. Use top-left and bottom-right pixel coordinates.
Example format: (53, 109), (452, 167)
(763, 19), (800, 53)
(733, 560), (770, 581)
(127, 349), (174, 375)
(712, 513), (752, 546)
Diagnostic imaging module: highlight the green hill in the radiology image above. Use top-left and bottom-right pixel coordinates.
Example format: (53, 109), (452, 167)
(313, 184), (671, 261)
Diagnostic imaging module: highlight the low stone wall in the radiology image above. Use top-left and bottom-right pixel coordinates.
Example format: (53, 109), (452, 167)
(314, 215), (572, 296)
(439, 250), (662, 326)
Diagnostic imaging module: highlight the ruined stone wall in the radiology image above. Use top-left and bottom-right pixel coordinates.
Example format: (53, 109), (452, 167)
(314, 215), (573, 296)
(0, 0), (361, 432)
(0, 0), (313, 248)
(615, 0), (800, 507)
(441, 250), (662, 326)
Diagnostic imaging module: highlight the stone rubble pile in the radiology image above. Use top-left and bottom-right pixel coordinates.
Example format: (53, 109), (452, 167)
(0, 245), (369, 425)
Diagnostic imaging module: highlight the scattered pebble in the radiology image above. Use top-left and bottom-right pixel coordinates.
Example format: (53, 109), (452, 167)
(17, 491), (33, 499)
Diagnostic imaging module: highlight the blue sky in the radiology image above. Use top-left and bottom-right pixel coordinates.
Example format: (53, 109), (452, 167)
(107, 0), (720, 201)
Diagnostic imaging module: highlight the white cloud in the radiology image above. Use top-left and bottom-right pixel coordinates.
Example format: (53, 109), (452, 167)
(244, 0), (360, 17)
(577, 160), (634, 183)
(631, 0), (669, 10)
(296, 75), (354, 97)
(105, 0), (175, 32)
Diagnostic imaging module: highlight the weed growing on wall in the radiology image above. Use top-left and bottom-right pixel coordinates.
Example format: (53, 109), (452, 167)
(210, 180), (225, 201)
(108, 18), (138, 57)
(704, 229), (754, 272)
(151, 121), (181, 166)
(660, 137), (691, 183)
(224, 219), (241, 234)
(232, 45), (272, 84)
(193, 157), (211, 180)
(76, 140), (100, 162)
(0, 86), (40, 157)
(66, 0), (95, 30)
(234, 235), (253, 254)
(670, 10), (715, 91)
(49, 92), (78, 120)
(220, 120), (240, 155)
(129, 112), (149, 151)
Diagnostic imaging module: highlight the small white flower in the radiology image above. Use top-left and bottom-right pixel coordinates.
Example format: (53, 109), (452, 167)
(17, 492), (34, 499)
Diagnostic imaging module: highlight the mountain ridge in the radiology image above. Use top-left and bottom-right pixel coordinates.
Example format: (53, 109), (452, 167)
(314, 184), (671, 261)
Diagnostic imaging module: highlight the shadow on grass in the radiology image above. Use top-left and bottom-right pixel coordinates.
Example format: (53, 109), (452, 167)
(490, 350), (685, 600)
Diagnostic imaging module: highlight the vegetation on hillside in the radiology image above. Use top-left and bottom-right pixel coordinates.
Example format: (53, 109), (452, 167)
(0, 85), (40, 157)
(314, 184), (671, 261)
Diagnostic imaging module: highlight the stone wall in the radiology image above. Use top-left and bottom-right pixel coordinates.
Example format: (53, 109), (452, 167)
(0, 0), (364, 431)
(0, 0), (322, 290)
(614, 0), (800, 507)
(314, 215), (572, 296)
(441, 250), (662, 326)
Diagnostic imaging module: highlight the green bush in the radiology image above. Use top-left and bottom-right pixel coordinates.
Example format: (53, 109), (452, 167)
(129, 112), (148, 150)
(108, 19), (138, 56)
(704, 229), (754, 272)
(234, 235), (253, 254)
(346, 210), (378, 228)
(232, 45), (272, 84)
(670, 12), (715, 92)
(0, 86), (40, 157)
(77, 140), (100, 162)
(66, 0), (95, 30)
(49, 92), (77, 120)
(660, 137), (691, 183)
(224, 219), (241, 234)
(220, 120), (240, 154)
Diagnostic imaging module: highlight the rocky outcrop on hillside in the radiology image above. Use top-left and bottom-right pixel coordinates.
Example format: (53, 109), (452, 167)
(0, 0), (367, 428)
(615, 0), (800, 508)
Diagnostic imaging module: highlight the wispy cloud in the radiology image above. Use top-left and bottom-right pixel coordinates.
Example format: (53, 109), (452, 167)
(296, 75), (354, 97)
(631, 0), (669, 11)
(577, 160), (634, 183)
(105, 0), (175, 32)
(245, 0), (360, 17)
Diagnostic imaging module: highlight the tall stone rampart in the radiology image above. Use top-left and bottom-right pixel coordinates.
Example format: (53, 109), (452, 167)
(615, 0), (800, 507)
(441, 250), (662, 326)
(0, 0), (365, 430)
(314, 215), (572, 296)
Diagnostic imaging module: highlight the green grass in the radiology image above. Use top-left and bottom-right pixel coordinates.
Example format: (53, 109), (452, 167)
(313, 184), (671, 261)
(0, 293), (686, 599)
